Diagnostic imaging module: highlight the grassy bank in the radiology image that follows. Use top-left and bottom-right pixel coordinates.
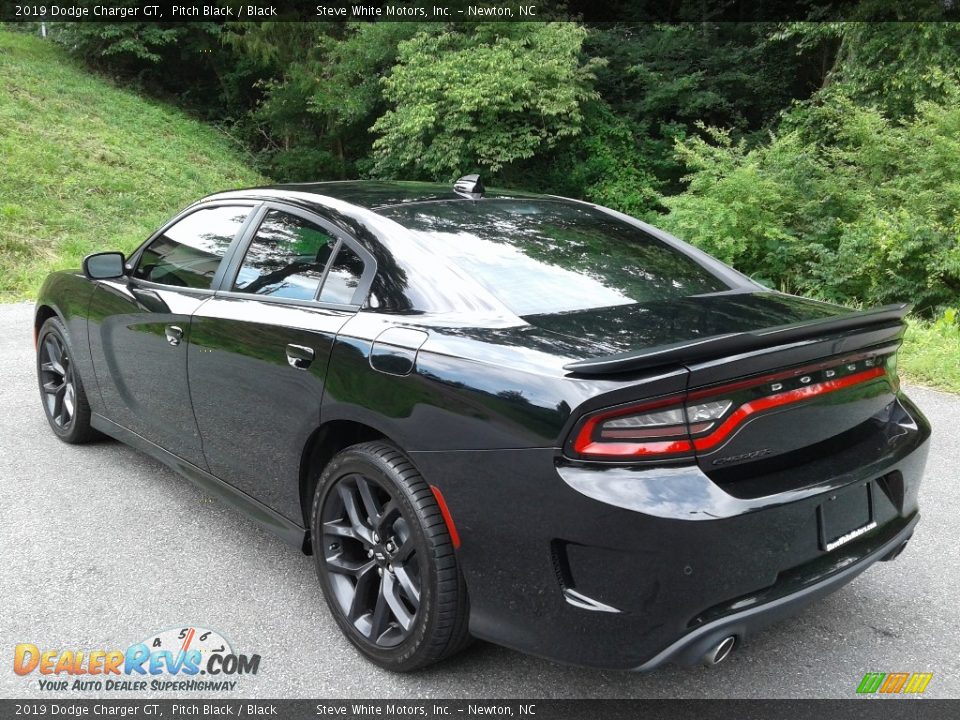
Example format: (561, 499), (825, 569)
(900, 313), (960, 393)
(0, 30), (261, 299)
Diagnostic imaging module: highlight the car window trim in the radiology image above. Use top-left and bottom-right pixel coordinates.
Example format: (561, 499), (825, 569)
(212, 203), (269, 294)
(127, 201), (259, 291)
(215, 201), (377, 310)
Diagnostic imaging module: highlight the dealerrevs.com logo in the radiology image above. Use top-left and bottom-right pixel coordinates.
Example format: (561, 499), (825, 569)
(13, 626), (260, 692)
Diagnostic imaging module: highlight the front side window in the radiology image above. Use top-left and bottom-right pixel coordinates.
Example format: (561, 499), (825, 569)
(134, 206), (250, 289)
(233, 210), (337, 300)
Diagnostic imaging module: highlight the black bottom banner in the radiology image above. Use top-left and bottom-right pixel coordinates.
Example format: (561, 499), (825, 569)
(1, 700), (958, 720)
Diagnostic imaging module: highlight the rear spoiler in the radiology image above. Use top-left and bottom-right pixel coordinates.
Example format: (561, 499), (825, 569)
(563, 303), (910, 376)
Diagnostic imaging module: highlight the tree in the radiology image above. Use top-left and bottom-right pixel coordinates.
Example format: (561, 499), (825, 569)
(370, 23), (599, 179)
(778, 20), (960, 119)
(224, 22), (423, 179)
(660, 88), (960, 314)
(583, 22), (824, 191)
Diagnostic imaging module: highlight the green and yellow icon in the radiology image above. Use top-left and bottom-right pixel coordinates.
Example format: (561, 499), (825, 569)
(857, 672), (933, 695)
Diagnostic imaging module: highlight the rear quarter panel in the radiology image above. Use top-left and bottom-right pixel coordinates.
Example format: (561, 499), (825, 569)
(322, 312), (690, 453)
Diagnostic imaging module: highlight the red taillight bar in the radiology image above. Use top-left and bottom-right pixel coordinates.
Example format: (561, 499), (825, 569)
(691, 366), (884, 452)
(570, 360), (890, 460)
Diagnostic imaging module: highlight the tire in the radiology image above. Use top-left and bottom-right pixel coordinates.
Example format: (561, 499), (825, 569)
(36, 316), (100, 444)
(310, 441), (471, 671)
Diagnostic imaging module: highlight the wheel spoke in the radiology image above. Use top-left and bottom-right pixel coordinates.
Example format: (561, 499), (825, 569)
(382, 571), (414, 631)
(392, 537), (415, 564)
(347, 564), (378, 621)
(356, 476), (383, 527)
(393, 565), (420, 609)
(52, 385), (66, 425)
(368, 579), (391, 640)
(44, 358), (65, 379)
(42, 379), (62, 395)
(63, 385), (75, 420)
(326, 554), (375, 578)
(376, 502), (400, 536)
(338, 482), (373, 543)
(322, 520), (357, 539)
(44, 338), (65, 374)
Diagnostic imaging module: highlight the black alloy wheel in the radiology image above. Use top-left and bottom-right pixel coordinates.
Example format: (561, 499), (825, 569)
(39, 330), (75, 430)
(36, 317), (98, 444)
(322, 472), (421, 647)
(311, 442), (470, 671)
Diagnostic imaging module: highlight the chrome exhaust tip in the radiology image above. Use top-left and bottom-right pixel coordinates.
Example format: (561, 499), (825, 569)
(703, 635), (736, 667)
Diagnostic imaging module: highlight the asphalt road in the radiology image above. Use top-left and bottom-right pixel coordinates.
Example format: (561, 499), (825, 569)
(1, 301), (957, 699)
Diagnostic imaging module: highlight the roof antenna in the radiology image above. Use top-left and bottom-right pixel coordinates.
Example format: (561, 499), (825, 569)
(453, 174), (484, 199)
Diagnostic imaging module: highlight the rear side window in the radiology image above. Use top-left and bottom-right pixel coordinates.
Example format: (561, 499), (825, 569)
(134, 206), (249, 289)
(318, 244), (364, 305)
(233, 210), (337, 300)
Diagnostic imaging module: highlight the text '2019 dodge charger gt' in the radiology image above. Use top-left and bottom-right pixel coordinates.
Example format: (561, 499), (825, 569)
(35, 177), (930, 671)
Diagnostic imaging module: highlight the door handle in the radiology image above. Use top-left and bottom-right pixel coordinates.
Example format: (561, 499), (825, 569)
(286, 344), (315, 370)
(165, 325), (184, 346)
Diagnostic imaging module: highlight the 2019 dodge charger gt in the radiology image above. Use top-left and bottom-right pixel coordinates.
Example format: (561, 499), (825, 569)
(34, 178), (930, 672)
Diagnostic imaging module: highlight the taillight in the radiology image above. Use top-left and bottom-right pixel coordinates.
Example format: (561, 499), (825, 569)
(573, 399), (693, 458)
(568, 351), (895, 461)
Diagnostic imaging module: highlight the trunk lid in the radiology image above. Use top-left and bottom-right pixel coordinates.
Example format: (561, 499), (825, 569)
(543, 291), (907, 475)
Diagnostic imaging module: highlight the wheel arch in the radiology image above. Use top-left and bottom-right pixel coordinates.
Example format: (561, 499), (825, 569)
(299, 418), (402, 552)
(34, 304), (60, 346)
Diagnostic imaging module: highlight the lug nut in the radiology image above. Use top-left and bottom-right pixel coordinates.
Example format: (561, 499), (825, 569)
(373, 532), (380, 543)
(377, 567), (384, 577)
(367, 549), (373, 558)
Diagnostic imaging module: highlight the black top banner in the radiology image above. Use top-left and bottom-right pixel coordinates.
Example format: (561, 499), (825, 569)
(1, 0), (959, 23)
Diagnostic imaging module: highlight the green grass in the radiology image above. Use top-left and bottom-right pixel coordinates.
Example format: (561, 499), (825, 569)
(0, 30), (262, 300)
(900, 313), (960, 393)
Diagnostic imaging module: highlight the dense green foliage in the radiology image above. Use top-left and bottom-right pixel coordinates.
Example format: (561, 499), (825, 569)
(371, 23), (598, 179)
(662, 23), (960, 316)
(661, 92), (960, 313)
(0, 31), (262, 300)
(37, 18), (959, 320)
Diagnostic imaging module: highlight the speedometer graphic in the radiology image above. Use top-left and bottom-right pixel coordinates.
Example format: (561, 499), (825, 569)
(139, 625), (233, 668)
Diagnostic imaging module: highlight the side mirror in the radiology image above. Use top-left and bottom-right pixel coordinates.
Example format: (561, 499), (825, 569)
(83, 251), (126, 280)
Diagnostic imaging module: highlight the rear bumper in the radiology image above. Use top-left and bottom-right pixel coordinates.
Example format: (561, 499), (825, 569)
(410, 394), (931, 670)
(632, 514), (918, 670)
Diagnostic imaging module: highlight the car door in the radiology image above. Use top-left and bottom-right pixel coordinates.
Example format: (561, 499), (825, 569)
(87, 203), (256, 468)
(187, 204), (375, 520)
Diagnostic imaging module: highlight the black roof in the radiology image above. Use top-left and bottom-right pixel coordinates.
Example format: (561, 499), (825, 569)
(255, 180), (547, 211)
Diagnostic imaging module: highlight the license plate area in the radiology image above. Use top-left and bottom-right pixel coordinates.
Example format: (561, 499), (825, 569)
(817, 481), (877, 552)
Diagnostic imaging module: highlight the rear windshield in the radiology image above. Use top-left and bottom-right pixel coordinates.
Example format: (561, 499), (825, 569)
(379, 200), (729, 316)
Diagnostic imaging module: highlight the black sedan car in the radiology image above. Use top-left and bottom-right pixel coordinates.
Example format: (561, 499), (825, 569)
(35, 178), (930, 672)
